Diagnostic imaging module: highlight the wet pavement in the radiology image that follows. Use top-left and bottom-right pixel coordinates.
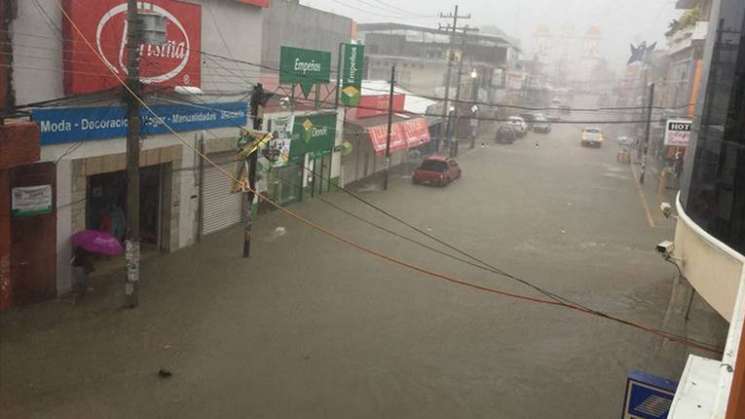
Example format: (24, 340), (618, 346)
(0, 123), (727, 418)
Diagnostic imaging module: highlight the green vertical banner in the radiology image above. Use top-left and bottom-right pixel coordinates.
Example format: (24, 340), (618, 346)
(279, 46), (332, 98)
(341, 43), (365, 107)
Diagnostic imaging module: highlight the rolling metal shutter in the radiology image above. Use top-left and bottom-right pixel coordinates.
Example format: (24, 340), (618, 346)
(201, 153), (243, 235)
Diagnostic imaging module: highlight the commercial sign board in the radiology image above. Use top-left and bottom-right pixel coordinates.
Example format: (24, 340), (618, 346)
(367, 118), (431, 155)
(289, 113), (337, 161)
(355, 94), (406, 119)
(279, 46), (332, 98)
(235, 0), (270, 7)
(341, 43), (365, 107)
(62, 0), (202, 94)
(622, 371), (677, 419)
(12, 185), (53, 217)
(32, 102), (247, 145)
(664, 119), (692, 147)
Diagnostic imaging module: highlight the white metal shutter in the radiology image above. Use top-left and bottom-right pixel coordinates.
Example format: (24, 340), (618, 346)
(201, 153), (243, 235)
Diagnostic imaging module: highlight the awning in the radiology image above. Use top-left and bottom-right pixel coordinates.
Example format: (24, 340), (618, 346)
(366, 117), (430, 155)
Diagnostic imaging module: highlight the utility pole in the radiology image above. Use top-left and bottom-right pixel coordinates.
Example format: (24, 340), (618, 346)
(439, 5), (470, 154)
(639, 82), (655, 185)
(124, 0), (141, 308)
(470, 69), (479, 149)
(244, 84), (265, 258)
(451, 25), (477, 157)
(383, 65), (396, 191)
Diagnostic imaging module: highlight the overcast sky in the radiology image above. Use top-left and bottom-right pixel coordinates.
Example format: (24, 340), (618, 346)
(302, 0), (682, 70)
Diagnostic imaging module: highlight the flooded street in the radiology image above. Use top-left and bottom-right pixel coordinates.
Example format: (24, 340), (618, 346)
(1, 123), (725, 418)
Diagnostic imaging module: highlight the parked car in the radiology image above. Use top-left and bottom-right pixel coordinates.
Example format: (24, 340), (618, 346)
(533, 113), (552, 133)
(508, 116), (528, 137)
(519, 113), (537, 129)
(560, 105), (571, 115)
(412, 155), (462, 186)
(581, 127), (605, 147)
(496, 125), (518, 144)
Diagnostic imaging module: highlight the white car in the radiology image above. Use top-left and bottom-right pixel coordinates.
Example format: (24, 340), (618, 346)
(581, 127), (605, 147)
(532, 113), (552, 133)
(508, 116), (528, 137)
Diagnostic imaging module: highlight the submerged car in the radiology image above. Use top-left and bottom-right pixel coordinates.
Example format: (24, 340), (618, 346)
(508, 116), (528, 137)
(533, 113), (552, 133)
(581, 127), (605, 147)
(412, 156), (462, 186)
(496, 125), (518, 144)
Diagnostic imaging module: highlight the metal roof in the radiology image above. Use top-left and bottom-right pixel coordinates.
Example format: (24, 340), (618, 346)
(357, 22), (518, 50)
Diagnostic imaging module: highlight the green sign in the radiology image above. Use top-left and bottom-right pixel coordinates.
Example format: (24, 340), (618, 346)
(341, 43), (365, 107)
(279, 46), (332, 98)
(290, 113), (337, 161)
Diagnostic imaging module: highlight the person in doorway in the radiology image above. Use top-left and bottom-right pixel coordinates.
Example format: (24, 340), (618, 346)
(71, 246), (94, 299)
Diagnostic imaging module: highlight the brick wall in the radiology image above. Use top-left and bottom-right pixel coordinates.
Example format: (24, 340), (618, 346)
(0, 122), (41, 170)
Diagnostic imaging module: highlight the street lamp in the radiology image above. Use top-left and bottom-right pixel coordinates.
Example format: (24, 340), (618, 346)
(470, 70), (479, 149)
(447, 106), (456, 157)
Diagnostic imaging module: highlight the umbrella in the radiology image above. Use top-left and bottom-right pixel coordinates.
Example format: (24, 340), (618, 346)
(71, 230), (124, 256)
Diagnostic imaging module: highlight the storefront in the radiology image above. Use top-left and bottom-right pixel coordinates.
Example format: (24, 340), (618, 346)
(261, 111), (338, 205)
(342, 115), (431, 185)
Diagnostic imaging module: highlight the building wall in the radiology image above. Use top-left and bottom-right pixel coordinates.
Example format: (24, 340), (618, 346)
(11, 0), (264, 105)
(680, 0), (745, 254)
(261, 0), (352, 69)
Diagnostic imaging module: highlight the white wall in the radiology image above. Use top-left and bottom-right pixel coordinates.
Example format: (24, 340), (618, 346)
(11, 0), (264, 104)
(675, 195), (745, 321)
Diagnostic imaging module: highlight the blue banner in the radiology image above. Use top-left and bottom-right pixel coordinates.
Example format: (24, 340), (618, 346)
(32, 102), (248, 145)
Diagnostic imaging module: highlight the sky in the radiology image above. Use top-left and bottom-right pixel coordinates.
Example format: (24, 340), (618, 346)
(301, 0), (683, 70)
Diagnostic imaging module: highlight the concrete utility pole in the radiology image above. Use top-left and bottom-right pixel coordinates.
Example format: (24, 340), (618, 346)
(383, 65), (396, 191)
(439, 5), (470, 154)
(639, 82), (655, 185)
(124, 0), (141, 308)
(451, 25), (477, 157)
(244, 84), (265, 258)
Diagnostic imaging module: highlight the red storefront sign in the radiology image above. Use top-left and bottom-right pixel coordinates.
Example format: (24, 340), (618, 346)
(367, 118), (430, 155)
(355, 94), (406, 119)
(62, 0), (202, 94)
(236, 0), (270, 6)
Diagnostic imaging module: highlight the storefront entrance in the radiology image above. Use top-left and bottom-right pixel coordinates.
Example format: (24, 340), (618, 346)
(86, 165), (163, 249)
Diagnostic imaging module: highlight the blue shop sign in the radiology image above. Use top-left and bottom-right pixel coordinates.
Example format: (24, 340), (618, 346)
(623, 370), (678, 419)
(33, 102), (248, 145)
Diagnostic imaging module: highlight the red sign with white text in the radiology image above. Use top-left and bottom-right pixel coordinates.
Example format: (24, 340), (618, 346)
(237, 0), (270, 7)
(62, 0), (201, 94)
(367, 118), (431, 155)
(355, 94), (406, 119)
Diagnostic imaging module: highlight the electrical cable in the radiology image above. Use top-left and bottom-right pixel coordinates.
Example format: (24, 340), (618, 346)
(51, 0), (724, 354)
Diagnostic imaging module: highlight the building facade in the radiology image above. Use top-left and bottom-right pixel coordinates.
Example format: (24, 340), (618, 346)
(7, 0), (268, 299)
(358, 22), (518, 103)
(669, 0), (745, 416)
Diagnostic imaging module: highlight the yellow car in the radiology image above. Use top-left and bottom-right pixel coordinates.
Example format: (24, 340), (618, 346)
(581, 127), (604, 147)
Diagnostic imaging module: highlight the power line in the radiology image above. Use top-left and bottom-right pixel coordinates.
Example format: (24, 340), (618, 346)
(48, 2), (725, 354)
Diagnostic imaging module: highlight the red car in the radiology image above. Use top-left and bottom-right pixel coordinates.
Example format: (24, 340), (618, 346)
(412, 155), (462, 186)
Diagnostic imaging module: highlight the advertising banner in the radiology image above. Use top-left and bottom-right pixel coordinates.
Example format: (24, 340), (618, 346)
(290, 113), (337, 161)
(267, 114), (295, 167)
(664, 119), (692, 147)
(236, 0), (270, 7)
(355, 94), (406, 119)
(33, 102), (247, 145)
(62, 0), (202, 94)
(279, 46), (332, 98)
(367, 118), (431, 155)
(341, 44), (365, 107)
(622, 371), (677, 419)
(12, 185), (53, 217)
